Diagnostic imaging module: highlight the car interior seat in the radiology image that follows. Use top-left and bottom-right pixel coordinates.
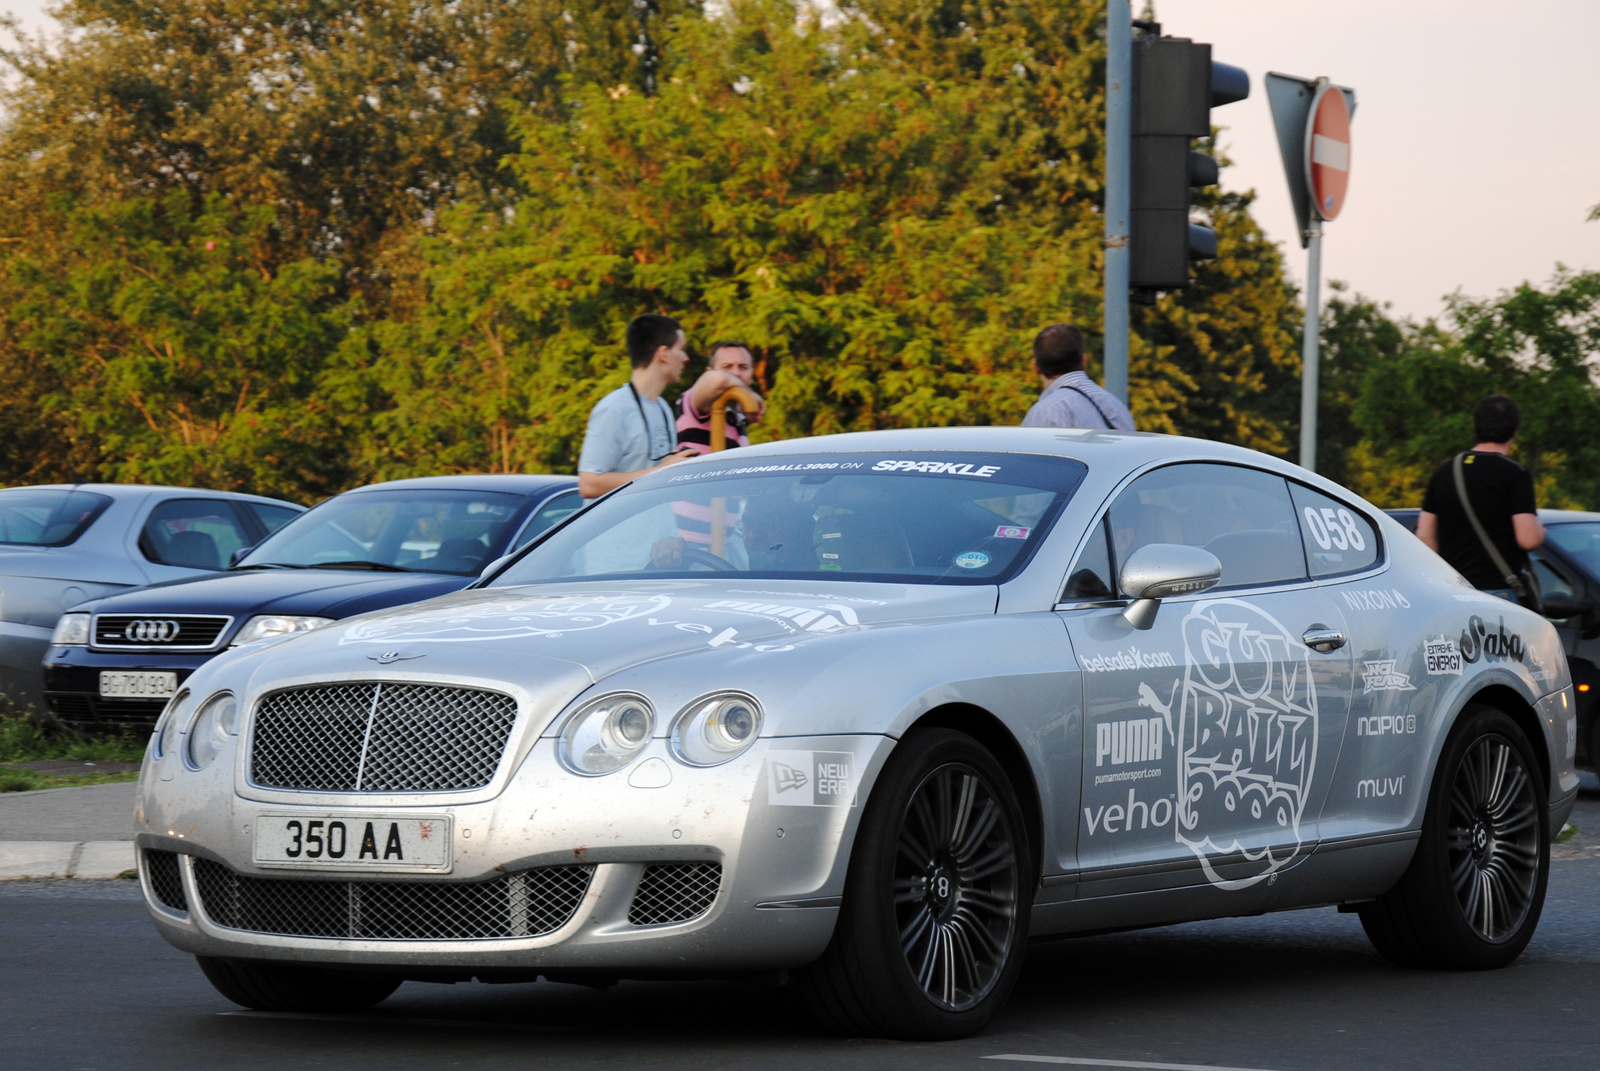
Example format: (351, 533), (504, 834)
(166, 530), (221, 570)
(813, 510), (914, 573)
(431, 536), (490, 573)
(1203, 528), (1305, 587)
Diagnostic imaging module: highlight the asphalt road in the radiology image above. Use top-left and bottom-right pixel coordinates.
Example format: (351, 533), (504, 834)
(6, 791), (1600, 1071)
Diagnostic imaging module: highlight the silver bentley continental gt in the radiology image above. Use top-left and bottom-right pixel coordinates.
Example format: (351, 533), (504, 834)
(134, 429), (1579, 1039)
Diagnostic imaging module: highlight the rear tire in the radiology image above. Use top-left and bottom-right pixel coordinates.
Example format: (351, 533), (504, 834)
(197, 957), (401, 1012)
(797, 729), (1031, 1040)
(1358, 705), (1548, 969)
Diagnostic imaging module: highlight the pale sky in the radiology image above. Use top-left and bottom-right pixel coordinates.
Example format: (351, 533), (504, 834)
(7, 0), (1598, 323)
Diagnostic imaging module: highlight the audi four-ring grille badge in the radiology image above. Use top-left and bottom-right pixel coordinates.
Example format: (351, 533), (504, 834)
(93, 614), (233, 650)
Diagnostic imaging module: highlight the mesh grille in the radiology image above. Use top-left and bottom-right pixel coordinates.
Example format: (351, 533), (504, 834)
(143, 849), (187, 912)
(250, 682), (518, 792)
(628, 863), (722, 926)
(191, 859), (593, 940)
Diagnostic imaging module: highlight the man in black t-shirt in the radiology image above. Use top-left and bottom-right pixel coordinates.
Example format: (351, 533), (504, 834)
(1418, 394), (1545, 599)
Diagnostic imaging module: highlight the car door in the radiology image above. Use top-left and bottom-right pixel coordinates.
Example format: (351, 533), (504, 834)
(137, 498), (257, 582)
(1058, 462), (1354, 895)
(1529, 541), (1600, 765)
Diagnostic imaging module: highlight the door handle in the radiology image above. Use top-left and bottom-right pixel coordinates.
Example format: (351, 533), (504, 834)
(1302, 626), (1346, 653)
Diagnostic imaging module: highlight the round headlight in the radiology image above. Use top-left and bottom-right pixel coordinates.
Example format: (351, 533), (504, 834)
(671, 693), (763, 767)
(185, 691), (238, 771)
(558, 693), (655, 775)
(153, 691), (191, 760)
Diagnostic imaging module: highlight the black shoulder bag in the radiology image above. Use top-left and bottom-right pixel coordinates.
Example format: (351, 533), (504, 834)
(1452, 453), (1541, 613)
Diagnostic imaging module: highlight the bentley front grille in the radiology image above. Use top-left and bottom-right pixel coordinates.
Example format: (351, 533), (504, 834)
(143, 849), (188, 913)
(93, 614), (231, 650)
(628, 863), (722, 926)
(249, 682), (518, 792)
(191, 859), (594, 940)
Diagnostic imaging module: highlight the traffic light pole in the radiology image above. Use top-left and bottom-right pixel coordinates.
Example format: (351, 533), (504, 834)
(1298, 217), (1323, 471)
(1102, 0), (1131, 404)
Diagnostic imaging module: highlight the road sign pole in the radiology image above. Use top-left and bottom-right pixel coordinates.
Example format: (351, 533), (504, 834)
(1103, 0), (1131, 404)
(1299, 216), (1323, 471)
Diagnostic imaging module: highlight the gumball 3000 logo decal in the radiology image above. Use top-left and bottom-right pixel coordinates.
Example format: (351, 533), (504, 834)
(1176, 601), (1318, 890)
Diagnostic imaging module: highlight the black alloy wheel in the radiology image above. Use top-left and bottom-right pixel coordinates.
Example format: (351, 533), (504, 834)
(1446, 734), (1542, 942)
(893, 763), (1020, 1011)
(1359, 705), (1549, 969)
(799, 728), (1031, 1039)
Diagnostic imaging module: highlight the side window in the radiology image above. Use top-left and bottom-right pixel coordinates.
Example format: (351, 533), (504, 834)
(513, 491), (584, 551)
(1062, 516), (1115, 600)
(250, 503), (301, 536)
(1531, 552), (1577, 603)
(1289, 483), (1380, 577)
(141, 499), (253, 570)
(1107, 463), (1306, 590)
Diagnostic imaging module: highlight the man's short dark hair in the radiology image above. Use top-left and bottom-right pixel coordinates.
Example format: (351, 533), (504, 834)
(626, 314), (682, 369)
(706, 340), (752, 364)
(1474, 394), (1521, 444)
(1033, 324), (1087, 379)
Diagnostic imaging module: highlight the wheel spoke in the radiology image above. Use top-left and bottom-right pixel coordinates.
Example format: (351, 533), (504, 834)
(1487, 766), (1528, 821)
(952, 799), (1000, 863)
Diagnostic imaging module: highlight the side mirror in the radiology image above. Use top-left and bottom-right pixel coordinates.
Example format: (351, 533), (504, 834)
(228, 545), (256, 568)
(1118, 543), (1223, 630)
(1540, 592), (1585, 621)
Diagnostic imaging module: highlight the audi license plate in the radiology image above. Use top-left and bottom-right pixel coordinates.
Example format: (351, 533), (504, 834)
(99, 671), (177, 700)
(252, 815), (451, 871)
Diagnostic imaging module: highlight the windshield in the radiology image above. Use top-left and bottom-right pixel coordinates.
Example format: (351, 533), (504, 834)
(1546, 523), (1600, 578)
(0, 489), (112, 547)
(238, 489), (528, 576)
(490, 452), (1087, 587)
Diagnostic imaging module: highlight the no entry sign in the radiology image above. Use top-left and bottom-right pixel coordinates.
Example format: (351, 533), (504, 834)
(1305, 82), (1351, 221)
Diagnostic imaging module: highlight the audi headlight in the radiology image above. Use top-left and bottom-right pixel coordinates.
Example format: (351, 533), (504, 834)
(152, 690), (191, 760)
(185, 691), (238, 771)
(231, 615), (333, 646)
(51, 613), (91, 646)
(671, 692), (762, 767)
(558, 693), (654, 775)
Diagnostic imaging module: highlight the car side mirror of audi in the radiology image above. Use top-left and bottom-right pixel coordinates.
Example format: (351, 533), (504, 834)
(228, 545), (255, 568)
(1539, 592), (1585, 621)
(1118, 543), (1223, 630)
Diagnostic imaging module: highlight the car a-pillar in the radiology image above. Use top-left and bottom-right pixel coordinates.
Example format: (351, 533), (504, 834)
(912, 704), (1046, 892)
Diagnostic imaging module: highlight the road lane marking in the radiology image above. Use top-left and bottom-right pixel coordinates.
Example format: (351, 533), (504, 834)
(983, 1056), (1283, 1071)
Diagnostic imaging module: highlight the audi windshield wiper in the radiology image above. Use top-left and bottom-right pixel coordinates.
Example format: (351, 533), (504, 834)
(230, 562), (312, 571)
(304, 560), (413, 572)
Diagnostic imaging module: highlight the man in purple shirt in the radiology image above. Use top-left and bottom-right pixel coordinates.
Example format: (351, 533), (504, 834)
(1020, 324), (1135, 431)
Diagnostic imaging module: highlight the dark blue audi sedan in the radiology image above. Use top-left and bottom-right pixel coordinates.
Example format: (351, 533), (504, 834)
(43, 475), (579, 728)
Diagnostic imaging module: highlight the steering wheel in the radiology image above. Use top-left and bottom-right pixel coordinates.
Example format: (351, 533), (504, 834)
(680, 547), (738, 571)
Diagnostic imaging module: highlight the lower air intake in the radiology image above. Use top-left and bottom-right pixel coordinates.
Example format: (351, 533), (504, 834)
(191, 859), (593, 940)
(143, 849), (187, 912)
(628, 862), (722, 926)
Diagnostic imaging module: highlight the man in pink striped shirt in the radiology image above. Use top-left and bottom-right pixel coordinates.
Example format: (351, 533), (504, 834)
(675, 341), (766, 454)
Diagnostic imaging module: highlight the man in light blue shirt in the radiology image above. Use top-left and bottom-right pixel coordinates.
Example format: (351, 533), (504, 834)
(1020, 323), (1135, 431)
(577, 314), (700, 499)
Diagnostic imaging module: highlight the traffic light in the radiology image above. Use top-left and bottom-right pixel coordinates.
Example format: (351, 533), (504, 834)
(1129, 31), (1249, 293)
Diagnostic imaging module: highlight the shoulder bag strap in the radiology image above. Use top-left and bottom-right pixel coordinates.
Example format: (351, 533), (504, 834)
(1060, 384), (1116, 429)
(1452, 452), (1526, 596)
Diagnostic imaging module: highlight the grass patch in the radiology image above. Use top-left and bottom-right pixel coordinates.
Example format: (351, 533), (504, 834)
(0, 708), (148, 765)
(0, 767), (140, 793)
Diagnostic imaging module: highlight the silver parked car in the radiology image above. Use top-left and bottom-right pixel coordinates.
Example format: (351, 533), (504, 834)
(134, 429), (1578, 1039)
(0, 484), (302, 713)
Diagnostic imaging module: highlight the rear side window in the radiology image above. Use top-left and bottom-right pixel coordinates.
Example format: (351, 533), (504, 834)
(1107, 463), (1307, 590)
(512, 491), (584, 551)
(1289, 483), (1380, 577)
(249, 503), (301, 536)
(141, 499), (254, 570)
(0, 489), (112, 547)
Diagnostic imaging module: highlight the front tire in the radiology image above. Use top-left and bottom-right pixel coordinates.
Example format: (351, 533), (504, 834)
(1359, 705), (1549, 969)
(798, 729), (1031, 1039)
(197, 957), (402, 1012)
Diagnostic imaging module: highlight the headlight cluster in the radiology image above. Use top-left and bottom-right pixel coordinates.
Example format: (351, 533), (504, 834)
(232, 615), (333, 646)
(51, 613), (91, 646)
(186, 692), (239, 770)
(152, 691), (192, 760)
(558, 691), (763, 776)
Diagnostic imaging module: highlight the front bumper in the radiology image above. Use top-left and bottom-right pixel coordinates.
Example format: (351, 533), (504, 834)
(136, 734), (893, 973)
(44, 646), (217, 728)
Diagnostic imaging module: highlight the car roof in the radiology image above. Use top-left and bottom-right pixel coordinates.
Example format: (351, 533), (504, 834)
(344, 474), (578, 495)
(0, 483), (302, 508)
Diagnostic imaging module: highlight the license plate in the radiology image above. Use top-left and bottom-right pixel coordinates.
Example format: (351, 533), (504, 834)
(99, 670), (177, 700)
(252, 815), (451, 871)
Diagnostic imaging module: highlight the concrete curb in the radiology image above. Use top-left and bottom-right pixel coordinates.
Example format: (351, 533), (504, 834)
(0, 841), (136, 880)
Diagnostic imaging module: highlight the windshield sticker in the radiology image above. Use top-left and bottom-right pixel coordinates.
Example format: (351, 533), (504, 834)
(767, 750), (857, 807)
(872, 460), (1001, 477)
(1460, 615), (1524, 664)
(1425, 635), (1463, 675)
(953, 551), (991, 570)
(1361, 659), (1416, 694)
(994, 525), (1031, 539)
